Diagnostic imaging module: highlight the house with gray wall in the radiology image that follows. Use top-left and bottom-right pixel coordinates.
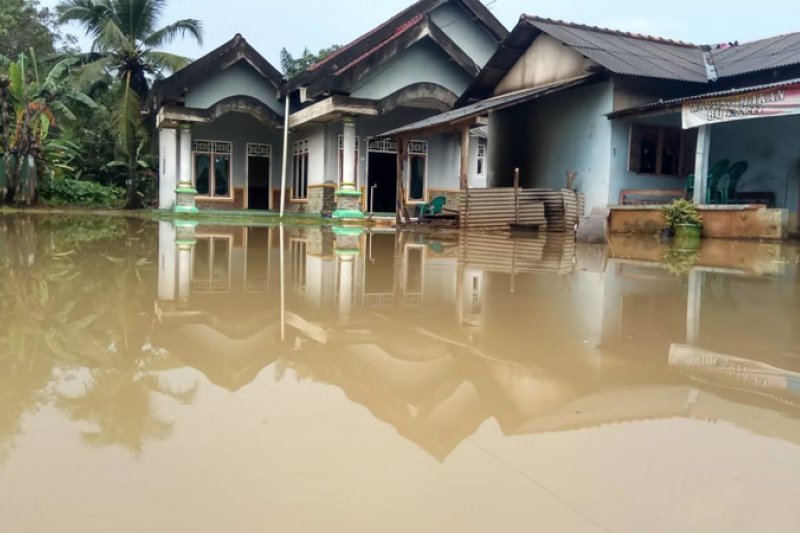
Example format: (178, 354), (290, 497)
(149, 0), (507, 215)
(383, 16), (800, 234)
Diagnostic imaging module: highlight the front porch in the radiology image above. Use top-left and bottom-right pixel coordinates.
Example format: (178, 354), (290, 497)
(607, 80), (800, 239)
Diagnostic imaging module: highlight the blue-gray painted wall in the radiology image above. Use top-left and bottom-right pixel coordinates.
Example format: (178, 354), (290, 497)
(608, 113), (686, 205)
(191, 113), (282, 190)
(429, 3), (499, 68)
(350, 39), (474, 100)
(185, 61), (284, 116)
(488, 81), (614, 210)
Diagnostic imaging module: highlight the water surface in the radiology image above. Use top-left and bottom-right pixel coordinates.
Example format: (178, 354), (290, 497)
(1, 214), (800, 532)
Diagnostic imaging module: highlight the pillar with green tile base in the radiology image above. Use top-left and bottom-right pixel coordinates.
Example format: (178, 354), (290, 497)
(175, 124), (199, 214)
(333, 226), (364, 321)
(332, 116), (365, 220)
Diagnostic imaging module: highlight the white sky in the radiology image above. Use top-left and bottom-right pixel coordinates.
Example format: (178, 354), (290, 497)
(41, 0), (800, 68)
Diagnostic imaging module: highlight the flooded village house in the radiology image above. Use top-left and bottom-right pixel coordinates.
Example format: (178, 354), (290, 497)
(149, 0), (507, 214)
(150, 0), (800, 237)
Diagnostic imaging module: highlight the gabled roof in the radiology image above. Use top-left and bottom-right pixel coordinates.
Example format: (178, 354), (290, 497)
(713, 32), (800, 78)
(524, 16), (709, 82)
(284, 0), (508, 98)
(149, 34), (284, 111)
(460, 16), (800, 106)
(462, 15), (708, 103)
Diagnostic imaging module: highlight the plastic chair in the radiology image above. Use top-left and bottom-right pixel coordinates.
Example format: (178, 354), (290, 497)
(717, 161), (749, 204)
(419, 196), (447, 218)
(705, 159), (730, 204)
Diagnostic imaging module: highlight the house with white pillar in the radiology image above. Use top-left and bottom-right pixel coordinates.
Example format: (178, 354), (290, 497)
(279, 0), (507, 216)
(148, 0), (507, 216)
(149, 34), (286, 212)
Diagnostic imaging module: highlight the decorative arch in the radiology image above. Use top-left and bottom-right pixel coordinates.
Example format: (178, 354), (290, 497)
(378, 83), (459, 115)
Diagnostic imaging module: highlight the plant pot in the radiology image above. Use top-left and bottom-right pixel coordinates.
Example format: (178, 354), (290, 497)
(674, 223), (701, 250)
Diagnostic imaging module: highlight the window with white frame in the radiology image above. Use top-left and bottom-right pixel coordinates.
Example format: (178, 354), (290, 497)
(337, 135), (360, 184)
(476, 143), (486, 176)
(408, 140), (427, 202)
(193, 140), (232, 197)
(292, 140), (310, 200)
(192, 236), (231, 292)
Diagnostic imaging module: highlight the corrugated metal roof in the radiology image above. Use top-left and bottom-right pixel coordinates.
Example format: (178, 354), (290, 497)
(378, 76), (595, 138)
(608, 78), (800, 118)
(523, 16), (709, 82)
(713, 32), (800, 78)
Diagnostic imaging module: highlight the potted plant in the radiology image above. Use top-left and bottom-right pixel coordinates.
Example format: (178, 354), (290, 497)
(662, 199), (702, 247)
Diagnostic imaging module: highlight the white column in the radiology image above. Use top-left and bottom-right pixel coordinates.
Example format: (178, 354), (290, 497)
(158, 221), (177, 301)
(686, 268), (703, 344)
(693, 125), (711, 204)
(177, 244), (192, 303)
(159, 128), (178, 209)
(338, 256), (355, 320)
(178, 125), (192, 188)
(342, 117), (357, 191)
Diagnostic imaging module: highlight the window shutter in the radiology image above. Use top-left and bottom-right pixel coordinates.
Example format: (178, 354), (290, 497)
(628, 123), (642, 172)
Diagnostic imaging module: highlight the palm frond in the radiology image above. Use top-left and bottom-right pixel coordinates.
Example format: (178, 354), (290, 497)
(144, 51), (191, 74)
(94, 17), (134, 54)
(111, 74), (142, 157)
(143, 19), (203, 48)
(57, 0), (113, 39)
(71, 55), (115, 93)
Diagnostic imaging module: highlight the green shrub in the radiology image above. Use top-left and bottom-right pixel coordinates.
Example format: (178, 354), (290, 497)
(39, 178), (125, 208)
(662, 199), (702, 229)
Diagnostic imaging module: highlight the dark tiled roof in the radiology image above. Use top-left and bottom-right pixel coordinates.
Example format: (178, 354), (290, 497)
(713, 32), (800, 78)
(285, 0), (508, 95)
(522, 16), (709, 82)
(608, 77), (800, 118)
(149, 34), (284, 110)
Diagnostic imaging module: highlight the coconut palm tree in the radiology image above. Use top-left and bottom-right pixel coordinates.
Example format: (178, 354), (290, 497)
(56, 0), (203, 207)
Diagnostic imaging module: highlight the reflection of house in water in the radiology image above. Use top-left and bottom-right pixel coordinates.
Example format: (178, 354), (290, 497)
(154, 222), (800, 458)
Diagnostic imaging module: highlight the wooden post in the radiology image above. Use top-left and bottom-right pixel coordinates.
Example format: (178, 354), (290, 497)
(513, 167), (520, 224)
(459, 126), (470, 191)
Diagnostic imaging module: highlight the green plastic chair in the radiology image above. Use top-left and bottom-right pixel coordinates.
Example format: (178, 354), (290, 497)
(685, 174), (695, 200)
(419, 196), (447, 218)
(705, 159), (731, 204)
(717, 161), (749, 204)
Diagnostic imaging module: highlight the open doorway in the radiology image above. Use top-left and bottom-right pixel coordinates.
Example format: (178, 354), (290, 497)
(368, 142), (397, 213)
(247, 143), (271, 210)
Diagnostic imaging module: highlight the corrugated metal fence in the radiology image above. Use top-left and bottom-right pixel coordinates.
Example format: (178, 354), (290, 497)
(458, 188), (585, 232)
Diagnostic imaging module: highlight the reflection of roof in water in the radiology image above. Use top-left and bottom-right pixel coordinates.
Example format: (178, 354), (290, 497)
(153, 322), (280, 392)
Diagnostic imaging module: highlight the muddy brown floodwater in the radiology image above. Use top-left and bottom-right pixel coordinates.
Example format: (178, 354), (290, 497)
(1, 214), (800, 533)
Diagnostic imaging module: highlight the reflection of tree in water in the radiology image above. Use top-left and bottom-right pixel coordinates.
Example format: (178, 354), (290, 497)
(0, 215), (195, 459)
(58, 363), (196, 455)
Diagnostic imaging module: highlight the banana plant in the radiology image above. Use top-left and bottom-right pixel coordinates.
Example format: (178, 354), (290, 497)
(0, 50), (97, 205)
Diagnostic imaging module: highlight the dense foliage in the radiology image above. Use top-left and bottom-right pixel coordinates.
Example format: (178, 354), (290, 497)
(280, 45), (341, 77)
(39, 176), (125, 207)
(0, 0), (202, 208)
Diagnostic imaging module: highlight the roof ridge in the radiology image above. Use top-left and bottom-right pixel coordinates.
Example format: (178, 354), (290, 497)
(521, 14), (698, 48)
(714, 30), (800, 49)
(307, 0), (430, 72)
